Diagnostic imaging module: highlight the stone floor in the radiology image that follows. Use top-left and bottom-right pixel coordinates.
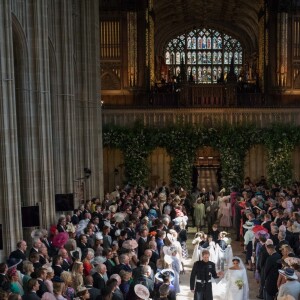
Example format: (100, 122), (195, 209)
(176, 226), (258, 300)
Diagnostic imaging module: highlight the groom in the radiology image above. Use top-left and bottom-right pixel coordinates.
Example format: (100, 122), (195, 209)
(190, 250), (223, 300)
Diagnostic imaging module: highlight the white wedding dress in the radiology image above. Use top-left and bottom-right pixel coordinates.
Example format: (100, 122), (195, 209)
(212, 256), (249, 300)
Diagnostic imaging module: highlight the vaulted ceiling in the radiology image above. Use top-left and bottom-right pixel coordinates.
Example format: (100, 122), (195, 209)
(153, 0), (262, 55)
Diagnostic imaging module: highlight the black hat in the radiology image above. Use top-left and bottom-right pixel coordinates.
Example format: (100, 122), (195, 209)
(52, 276), (64, 283)
(6, 258), (22, 269)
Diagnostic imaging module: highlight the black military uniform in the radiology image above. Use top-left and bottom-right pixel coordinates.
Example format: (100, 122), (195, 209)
(190, 260), (218, 300)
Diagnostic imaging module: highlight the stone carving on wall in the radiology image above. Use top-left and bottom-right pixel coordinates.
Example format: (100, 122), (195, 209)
(101, 63), (121, 90)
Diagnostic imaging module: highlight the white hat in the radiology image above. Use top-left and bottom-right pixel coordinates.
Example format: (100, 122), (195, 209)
(265, 239), (273, 245)
(134, 284), (150, 299)
(92, 256), (107, 265)
(95, 232), (103, 240)
(278, 268), (298, 280)
(243, 221), (254, 230)
(114, 212), (126, 223)
(154, 269), (175, 282)
(164, 255), (173, 265)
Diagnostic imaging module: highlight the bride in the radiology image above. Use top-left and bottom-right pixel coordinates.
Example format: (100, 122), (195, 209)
(212, 256), (249, 300)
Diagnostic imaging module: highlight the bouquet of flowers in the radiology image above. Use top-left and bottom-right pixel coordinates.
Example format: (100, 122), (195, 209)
(235, 279), (244, 289)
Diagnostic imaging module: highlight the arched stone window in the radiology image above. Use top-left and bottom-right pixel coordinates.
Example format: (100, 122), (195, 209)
(164, 28), (243, 83)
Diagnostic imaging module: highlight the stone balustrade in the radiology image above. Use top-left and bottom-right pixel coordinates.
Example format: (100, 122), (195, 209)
(102, 107), (300, 127)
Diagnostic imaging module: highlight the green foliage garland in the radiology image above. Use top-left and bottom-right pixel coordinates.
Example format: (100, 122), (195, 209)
(103, 122), (300, 189)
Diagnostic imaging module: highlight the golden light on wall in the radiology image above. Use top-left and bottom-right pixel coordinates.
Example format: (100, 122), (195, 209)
(127, 12), (137, 87)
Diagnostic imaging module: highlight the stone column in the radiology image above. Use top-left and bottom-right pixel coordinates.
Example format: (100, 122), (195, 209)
(0, 0), (23, 258)
(30, 0), (55, 226)
(55, 0), (77, 193)
(80, 0), (103, 199)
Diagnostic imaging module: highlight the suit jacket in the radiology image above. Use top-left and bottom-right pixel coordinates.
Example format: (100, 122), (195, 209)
(102, 235), (112, 249)
(262, 220), (272, 233)
(125, 228), (136, 240)
(53, 265), (63, 277)
(9, 249), (27, 261)
(263, 252), (281, 296)
(112, 287), (124, 300)
(36, 280), (48, 298)
(71, 214), (80, 225)
(137, 237), (147, 258)
(29, 247), (39, 255)
(62, 259), (71, 271)
(205, 201), (218, 216)
(104, 259), (115, 277)
(150, 250), (159, 266)
(85, 285), (101, 300)
(22, 292), (41, 300)
(112, 263), (132, 275)
(92, 272), (106, 291)
(0, 273), (9, 290)
(9, 249), (27, 270)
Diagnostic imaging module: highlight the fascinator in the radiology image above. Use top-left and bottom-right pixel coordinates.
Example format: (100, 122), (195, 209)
(134, 284), (150, 299)
(52, 232), (69, 248)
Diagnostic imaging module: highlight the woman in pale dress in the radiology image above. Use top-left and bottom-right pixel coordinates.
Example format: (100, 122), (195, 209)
(193, 198), (206, 231)
(219, 198), (232, 230)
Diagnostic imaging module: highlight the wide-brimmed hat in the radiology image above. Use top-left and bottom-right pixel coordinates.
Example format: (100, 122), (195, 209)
(122, 239), (138, 250)
(166, 233), (174, 243)
(134, 284), (150, 299)
(31, 229), (43, 239)
(284, 257), (300, 266)
(6, 258), (22, 269)
(243, 221), (254, 230)
(154, 269), (175, 282)
(114, 212), (126, 223)
(164, 255), (173, 265)
(278, 268), (298, 280)
(254, 230), (270, 240)
(253, 225), (268, 234)
(92, 256), (107, 265)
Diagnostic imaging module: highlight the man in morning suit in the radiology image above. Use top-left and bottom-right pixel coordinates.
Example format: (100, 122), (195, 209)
(137, 228), (149, 258)
(92, 263), (107, 292)
(190, 249), (222, 300)
(263, 244), (281, 300)
(22, 278), (41, 300)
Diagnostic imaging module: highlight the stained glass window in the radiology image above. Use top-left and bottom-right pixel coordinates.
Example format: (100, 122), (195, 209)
(164, 28), (243, 84)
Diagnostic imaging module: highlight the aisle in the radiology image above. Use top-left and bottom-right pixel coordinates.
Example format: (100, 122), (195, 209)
(176, 227), (258, 300)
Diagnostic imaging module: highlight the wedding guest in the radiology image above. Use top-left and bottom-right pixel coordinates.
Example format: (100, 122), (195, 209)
(263, 244), (281, 300)
(277, 268), (300, 300)
(243, 221), (255, 270)
(190, 250), (222, 300)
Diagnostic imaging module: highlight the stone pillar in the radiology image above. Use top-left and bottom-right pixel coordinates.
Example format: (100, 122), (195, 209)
(30, 0), (55, 226)
(0, 0), (23, 258)
(80, 0), (103, 199)
(55, 0), (77, 193)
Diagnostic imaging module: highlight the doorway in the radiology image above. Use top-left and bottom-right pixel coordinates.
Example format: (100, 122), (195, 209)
(194, 146), (221, 191)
